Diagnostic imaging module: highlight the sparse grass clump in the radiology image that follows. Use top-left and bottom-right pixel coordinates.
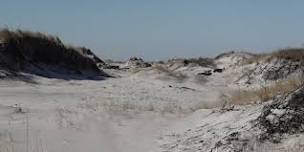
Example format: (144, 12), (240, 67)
(244, 48), (304, 65)
(186, 57), (215, 67)
(269, 48), (304, 62)
(244, 53), (269, 64)
(229, 74), (304, 105)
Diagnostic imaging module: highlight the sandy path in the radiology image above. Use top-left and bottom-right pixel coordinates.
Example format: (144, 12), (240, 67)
(0, 75), (221, 152)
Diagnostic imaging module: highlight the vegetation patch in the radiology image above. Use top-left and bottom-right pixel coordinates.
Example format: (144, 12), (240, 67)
(0, 29), (108, 79)
(229, 74), (304, 105)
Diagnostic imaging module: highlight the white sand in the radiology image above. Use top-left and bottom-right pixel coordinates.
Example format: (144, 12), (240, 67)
(0, 69), (224, 152)
(0, 53), (301, 152)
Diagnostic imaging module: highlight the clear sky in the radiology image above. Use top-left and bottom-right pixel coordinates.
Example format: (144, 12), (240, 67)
(1, 0), (304, 60)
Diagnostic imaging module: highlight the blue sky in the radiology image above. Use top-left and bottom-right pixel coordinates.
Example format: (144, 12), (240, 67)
(1, 0), (304, 60)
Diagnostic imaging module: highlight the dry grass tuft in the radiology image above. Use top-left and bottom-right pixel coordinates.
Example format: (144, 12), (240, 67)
(269, 48), (304, 62)
(244, 48), (304, 65)
(244, 53), (269, 64)
(229, 74), (304, 105)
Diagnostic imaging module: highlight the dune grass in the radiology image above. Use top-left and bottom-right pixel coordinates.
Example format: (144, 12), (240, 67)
(229, 74), (304, 105)
(244, 48), (304, 64)
(269, 48), (304, 62)
(0, 29), (105, 77)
